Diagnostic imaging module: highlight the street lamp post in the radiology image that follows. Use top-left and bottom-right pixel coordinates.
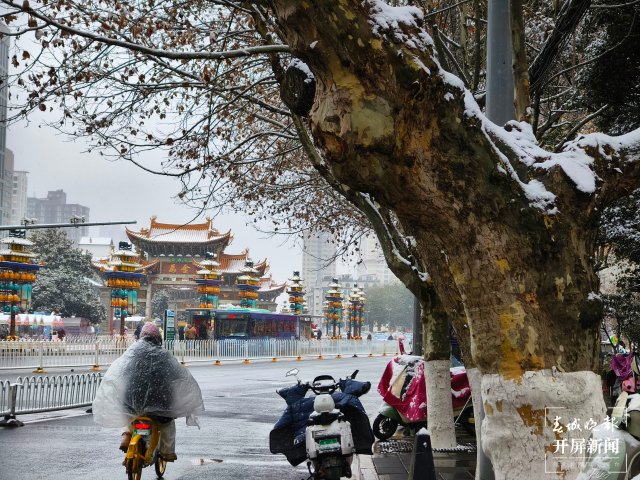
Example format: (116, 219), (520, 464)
(385, 307), (392, 331)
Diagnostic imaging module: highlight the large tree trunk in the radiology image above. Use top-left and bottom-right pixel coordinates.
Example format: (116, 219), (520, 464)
(271, 1), (639, 476)
(423, 289), (456, 449)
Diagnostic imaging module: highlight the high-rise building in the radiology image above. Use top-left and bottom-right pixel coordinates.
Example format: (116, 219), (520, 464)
(27, 189), (90, 245)
(356, 234), (399, 285)
(0, 24), (10, 225)
(10, 168), (28, 225)
(301, 232), (338, 317)
(2, 147), (13, 225)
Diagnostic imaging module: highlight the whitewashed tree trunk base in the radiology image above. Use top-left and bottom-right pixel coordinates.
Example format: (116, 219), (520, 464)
(481, 370), (605, 479)
(426, 359), (457, 449)
(467, 367), (495, 480)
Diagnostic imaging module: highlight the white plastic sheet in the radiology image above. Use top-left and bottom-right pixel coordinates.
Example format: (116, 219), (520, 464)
(93, 340), (204, 427)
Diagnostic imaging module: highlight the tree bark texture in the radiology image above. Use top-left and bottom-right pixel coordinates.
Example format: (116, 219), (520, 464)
(269, 0), (633, 375)
(270, 1), (640, 475)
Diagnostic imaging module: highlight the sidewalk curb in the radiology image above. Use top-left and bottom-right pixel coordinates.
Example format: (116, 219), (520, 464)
(359, 454), (379, 480)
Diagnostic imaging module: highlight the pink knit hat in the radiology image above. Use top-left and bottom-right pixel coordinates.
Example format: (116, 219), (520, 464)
(140, 322), (162, 344)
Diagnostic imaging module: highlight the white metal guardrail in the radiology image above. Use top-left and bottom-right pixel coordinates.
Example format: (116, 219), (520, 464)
(0, 338), (400, 371)
(0, 339), (401, 425)
(1, 373), (102, 426)
(0, 338), (131, 371)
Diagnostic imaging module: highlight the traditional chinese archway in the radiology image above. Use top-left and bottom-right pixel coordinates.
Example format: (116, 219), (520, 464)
(94, 217), (286, 322)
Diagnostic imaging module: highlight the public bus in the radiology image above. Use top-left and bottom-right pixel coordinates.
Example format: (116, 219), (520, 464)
(214, 308), (299, 340)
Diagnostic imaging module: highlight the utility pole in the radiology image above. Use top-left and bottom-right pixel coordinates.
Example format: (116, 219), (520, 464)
(479, 2), (513, 477)
(486, 0), (516, 124)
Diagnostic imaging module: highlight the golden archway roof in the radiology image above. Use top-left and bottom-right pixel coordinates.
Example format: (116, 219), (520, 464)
(218, 249), (269, 276)
(126, 217), (233, 257)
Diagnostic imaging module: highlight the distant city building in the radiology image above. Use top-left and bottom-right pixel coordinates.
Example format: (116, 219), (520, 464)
(10, 169), (28, 225)
(79, 236), (113, 260)
(356, 235), (399, 285)
(302, 232), (338, 317)
(27, 189), (90, 245)
(1, 148), (13, 225)
(0, 24), (9, 225)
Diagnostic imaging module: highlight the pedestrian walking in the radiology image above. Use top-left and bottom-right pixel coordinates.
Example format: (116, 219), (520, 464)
(184, 325), (196, 340)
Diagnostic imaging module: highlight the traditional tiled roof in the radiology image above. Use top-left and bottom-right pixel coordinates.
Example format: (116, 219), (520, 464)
(91, 256), (157, 273)
(218, 249), (268, 275)
(0, 237), (34, 247)
(126, 217), (232, 244)
(125, 217), (233, 257)
(258, 274), (286, 293)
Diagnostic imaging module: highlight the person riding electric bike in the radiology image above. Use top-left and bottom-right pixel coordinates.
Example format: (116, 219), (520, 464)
(92, 322), (204, 462)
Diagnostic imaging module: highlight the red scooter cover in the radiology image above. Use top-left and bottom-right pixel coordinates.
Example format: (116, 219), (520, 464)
(377, 355), (471, 423)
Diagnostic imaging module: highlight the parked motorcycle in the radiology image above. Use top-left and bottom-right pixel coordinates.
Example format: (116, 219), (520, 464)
(123, 416), (167, 480)
(269, 368), (375, 480)
(373, 355), (475, 440)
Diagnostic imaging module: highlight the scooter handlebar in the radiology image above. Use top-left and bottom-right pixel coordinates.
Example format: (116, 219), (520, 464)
(310, 375), (338, 395)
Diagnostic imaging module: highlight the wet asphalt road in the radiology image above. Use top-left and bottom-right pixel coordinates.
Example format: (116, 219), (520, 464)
(0, 356), (390, 480)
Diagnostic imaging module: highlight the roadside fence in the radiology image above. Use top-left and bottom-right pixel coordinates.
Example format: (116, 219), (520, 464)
(0, 337), (131, 371)
(1, 372), (102, 426)
(0, 338), (400, 371)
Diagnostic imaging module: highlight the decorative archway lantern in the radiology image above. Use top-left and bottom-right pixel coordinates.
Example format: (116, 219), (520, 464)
(0, 229), (41, 340)
(346, 284), (361, 339)
(287, 271), (305, 315)
(354, 289), (366, 339)
(325, 278), (343, 339)
(237, 259), (260, 308)
(195, 252), (223, 309)
(101, 242), (144, 336)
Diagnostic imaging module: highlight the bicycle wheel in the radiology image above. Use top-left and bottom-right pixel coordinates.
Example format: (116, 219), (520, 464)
(323, 465), (343, 480)
(127, 440), (145, 480)
(372, 414), (398, 441)
(155, 456), (167, 478)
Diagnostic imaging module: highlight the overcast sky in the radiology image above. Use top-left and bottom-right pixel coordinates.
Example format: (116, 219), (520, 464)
(6, 120), (303, 288)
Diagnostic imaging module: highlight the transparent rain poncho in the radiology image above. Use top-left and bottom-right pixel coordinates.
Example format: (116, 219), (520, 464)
(93, 339), (205, 427)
